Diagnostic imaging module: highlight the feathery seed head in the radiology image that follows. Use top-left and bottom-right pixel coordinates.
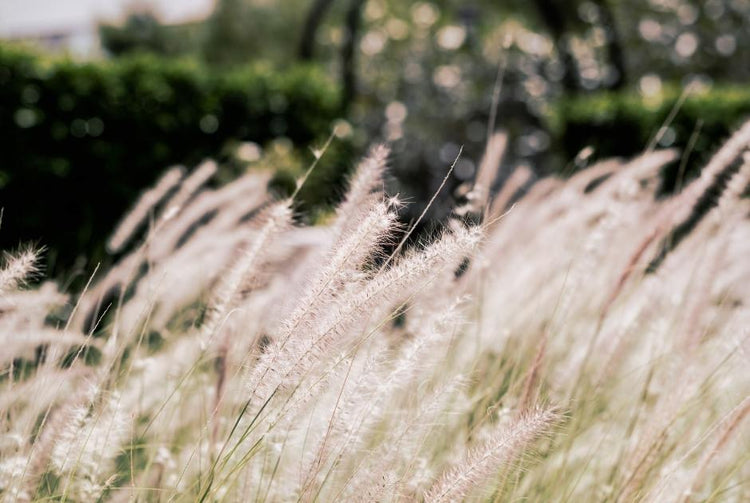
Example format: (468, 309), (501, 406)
(0, 247), (41, 295)
(424, 406), (560, 503)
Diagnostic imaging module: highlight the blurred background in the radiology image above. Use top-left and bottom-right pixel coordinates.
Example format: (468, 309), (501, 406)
(2, 0), (749, 280)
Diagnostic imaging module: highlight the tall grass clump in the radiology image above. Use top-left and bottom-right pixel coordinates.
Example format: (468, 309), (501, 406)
(1, 122), (749, 502)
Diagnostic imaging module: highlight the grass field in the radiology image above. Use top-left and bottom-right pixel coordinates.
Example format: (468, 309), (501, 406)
(1, 125), (749, 502)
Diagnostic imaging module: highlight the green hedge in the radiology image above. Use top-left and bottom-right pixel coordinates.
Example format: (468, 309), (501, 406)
(551, 86), (750, 190)
(0, 45), (342, 273)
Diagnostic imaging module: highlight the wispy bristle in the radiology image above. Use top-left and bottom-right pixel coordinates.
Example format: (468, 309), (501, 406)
(331, 143), (390, 234)
(0, 247), (40, 295)
(202, 200), (292, 343)
(424, 407), (560, 503)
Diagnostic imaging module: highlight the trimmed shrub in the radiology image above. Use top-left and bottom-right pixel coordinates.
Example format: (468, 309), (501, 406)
(0, 45), (343, 273)
(551, 86), (750, 191)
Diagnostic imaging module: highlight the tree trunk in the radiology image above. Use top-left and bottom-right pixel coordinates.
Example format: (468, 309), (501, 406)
(591, 0), (627, 89)
(298, 0), (337, 60)
(341, 0), (365, 112)
(531, 0), (580, 93)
